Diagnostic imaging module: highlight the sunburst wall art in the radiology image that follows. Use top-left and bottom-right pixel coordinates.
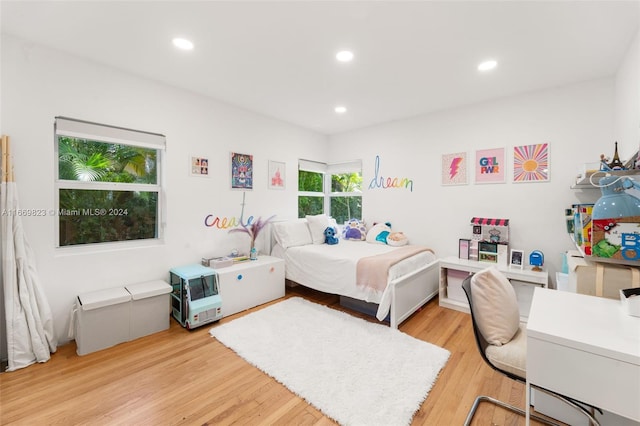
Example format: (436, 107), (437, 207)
(513, 143), (549, 183)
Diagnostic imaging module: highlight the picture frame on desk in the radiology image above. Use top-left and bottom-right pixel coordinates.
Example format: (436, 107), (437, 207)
(459, 239), (470, 260)
(510, 249), (524, 269)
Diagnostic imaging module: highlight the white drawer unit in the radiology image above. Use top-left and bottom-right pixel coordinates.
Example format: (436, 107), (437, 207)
(439, 256), (548, 321)
(215, 255), (285, 317)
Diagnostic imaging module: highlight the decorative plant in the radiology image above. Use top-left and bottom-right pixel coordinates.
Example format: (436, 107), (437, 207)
(229, 215), (276, 252)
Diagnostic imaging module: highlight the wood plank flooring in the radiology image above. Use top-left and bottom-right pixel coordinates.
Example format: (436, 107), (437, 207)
(0, 286), (553, 425)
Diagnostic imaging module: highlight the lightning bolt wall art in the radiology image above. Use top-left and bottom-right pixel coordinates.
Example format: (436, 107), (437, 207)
(442, 152), (467, 185)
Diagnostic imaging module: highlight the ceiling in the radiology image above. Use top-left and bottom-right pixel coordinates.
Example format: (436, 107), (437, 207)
(1, 1), (638, 135)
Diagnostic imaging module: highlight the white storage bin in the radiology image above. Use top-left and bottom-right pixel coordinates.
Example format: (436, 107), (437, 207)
(125, 280), (172, 340)
(75, 287), (131, 356)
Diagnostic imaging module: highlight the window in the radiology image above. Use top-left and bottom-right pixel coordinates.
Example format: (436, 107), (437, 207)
(298, 159), (362, 224)
(55, 117), (165, 247)
(298, 160), (325, 218)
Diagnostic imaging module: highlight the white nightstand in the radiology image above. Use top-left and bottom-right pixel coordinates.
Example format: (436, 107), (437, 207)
(215, 255), (285, 317)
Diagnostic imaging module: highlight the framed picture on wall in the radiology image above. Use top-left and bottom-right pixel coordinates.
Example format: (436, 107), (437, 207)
(231, 152), (253, 190)
(442, 152), (468, 185)
(268, 160), (285, 190)
(475, 147), (505, 184)
(513, 143), (549, 183)
(190, 155), (209, 177)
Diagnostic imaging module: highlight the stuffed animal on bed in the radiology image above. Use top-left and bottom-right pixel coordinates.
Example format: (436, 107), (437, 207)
(342, 218), (367, 241)
(324, 226), (339, 245)
(387, 231), (408, 246)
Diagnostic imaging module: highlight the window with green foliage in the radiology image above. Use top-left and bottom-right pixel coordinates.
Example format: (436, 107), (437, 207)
(55, 117), (165, 247)
(298, 169), (324, 217)
(298, 160), (362, 224)
(330, 171), (362, 224)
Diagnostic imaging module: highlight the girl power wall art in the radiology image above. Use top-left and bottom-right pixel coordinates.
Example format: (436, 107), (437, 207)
(475, 147), (505, 184)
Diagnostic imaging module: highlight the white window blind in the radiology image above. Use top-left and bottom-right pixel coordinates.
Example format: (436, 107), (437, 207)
(55, 116), (166, 150)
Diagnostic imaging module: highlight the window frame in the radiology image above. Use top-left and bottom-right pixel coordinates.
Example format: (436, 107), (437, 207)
(298, 159), (362, 222)
(54, 117), (166, 250)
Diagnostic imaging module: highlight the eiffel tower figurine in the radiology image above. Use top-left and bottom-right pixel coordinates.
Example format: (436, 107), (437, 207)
(608, 141), (625, 170)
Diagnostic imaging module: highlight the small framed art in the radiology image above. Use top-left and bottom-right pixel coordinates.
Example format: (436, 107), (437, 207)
(442, 152), (468, 185)
(510, 249), (524, 269)
(190, 155), (209, 177)
(459, 239), (471, 259)
(268, 160), (285, 190)
(231, 152), (253, 190)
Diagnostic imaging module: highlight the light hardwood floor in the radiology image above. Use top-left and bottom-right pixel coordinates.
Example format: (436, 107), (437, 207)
(0, 286), (551, 425)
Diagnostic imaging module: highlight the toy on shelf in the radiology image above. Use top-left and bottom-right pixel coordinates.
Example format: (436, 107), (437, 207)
(467, 218), (509, 265)
(529, 250), (544, 271)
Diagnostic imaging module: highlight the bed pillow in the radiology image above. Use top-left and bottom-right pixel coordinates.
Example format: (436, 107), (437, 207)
(366, 222), (391, 244)
(272, 220), (312, 249)
(342, 218), (367, 241)
(306, 214), (331, 244)
(470, 266), (520, 346)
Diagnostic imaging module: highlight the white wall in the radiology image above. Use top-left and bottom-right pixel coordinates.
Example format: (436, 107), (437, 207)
(328, 78), (616, 282)
(0, 35), (328, 347)
(615, 30), (640, 155)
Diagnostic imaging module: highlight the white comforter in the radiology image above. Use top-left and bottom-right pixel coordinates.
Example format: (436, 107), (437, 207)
(272, 240), (436, 320)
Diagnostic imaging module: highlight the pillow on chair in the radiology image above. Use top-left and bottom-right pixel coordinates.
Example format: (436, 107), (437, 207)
(470, 266), (520, 346)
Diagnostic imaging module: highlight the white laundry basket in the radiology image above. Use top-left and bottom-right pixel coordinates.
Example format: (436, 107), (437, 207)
(75, 287), (131, 356)
(125, 280), (172, 340)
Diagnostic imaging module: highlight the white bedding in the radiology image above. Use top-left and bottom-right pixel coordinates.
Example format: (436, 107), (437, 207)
(271, 240), (437, 320)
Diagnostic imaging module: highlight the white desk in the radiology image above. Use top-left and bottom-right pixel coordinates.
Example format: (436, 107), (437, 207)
(526, 287), (640, 424)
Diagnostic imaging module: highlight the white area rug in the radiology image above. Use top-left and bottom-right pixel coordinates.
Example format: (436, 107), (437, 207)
(209, 297), (450, 426)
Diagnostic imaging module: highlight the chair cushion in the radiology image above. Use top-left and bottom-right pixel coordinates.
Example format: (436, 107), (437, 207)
(470, 266), (520, 346)
(485, 325), (527, 378)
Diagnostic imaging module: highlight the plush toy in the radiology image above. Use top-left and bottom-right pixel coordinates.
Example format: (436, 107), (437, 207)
(366, 222), (392, 244)
(324, 226), (339, 245)
(342, 218), (367, 241)
(387, 231), (409, 247)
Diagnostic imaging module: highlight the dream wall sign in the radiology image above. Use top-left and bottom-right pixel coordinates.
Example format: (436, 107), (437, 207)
(368, 155), (414, 192)
(442, 152), (467, 185)
(475, 147), (505, 184)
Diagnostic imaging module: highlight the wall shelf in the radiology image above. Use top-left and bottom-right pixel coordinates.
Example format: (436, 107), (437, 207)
(571, 170), (640, 189)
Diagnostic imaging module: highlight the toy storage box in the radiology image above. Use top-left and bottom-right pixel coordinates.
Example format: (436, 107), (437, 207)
(125, 280), (172, 340)
(75, 287), (131, 356)
(567, 254), (640, 299)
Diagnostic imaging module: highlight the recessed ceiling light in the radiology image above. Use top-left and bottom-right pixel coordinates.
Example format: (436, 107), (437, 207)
(336, 50), (354, 62)
(335, 106), (347, 114)
(478, 60), (497, 71)
(172, 37), (194, 50)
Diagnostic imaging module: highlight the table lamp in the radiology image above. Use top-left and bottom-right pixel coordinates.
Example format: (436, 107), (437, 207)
(592, 176), (640, 220)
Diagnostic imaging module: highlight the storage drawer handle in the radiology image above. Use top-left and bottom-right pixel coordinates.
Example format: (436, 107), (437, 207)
(237, 274), (243, 281)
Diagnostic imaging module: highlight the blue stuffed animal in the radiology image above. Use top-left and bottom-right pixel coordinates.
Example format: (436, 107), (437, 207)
(324, 226), (339, 245)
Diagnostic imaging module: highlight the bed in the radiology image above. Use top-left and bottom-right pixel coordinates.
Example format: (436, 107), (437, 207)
(269, 218), (440, 328)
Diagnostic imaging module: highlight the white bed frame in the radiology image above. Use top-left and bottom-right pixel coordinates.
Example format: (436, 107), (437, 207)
(378, 257), (440, 328)
(296, 257), (440, 329)
(264, 222), (440, 329)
